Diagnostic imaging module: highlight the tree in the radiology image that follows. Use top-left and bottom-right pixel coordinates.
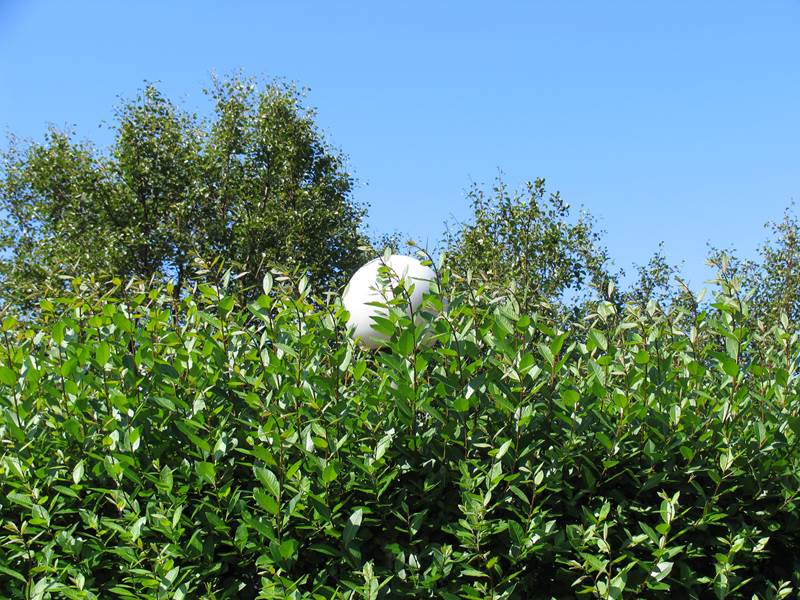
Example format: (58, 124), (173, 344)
(750, 207), (800, 327)
(702, 206), (800, 332)
(0, 75), (369, 309)
(442, 177), (612, 314)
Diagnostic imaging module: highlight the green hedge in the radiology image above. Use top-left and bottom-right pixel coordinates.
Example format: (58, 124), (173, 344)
(1, 269), (799, 599)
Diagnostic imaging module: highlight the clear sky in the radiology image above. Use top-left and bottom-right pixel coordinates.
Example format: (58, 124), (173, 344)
(1, 1), (798, 290)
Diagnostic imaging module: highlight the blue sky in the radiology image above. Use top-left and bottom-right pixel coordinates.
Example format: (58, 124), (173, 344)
(2, 1), (798, 290)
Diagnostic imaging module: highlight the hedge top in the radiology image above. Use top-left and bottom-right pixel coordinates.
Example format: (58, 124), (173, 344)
(0, 266), (799, 599)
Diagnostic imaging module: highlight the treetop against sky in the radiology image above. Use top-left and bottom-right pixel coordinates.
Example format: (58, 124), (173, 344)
(1, 1), (798, 288)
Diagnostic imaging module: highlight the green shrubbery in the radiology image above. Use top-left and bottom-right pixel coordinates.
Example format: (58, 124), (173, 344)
(1, 264), (799, 599)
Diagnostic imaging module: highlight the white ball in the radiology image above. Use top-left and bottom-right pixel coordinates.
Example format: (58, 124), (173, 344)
(342, 255), (437, 349)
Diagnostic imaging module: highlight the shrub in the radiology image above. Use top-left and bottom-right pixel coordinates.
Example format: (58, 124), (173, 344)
(1, 266), (799, 599)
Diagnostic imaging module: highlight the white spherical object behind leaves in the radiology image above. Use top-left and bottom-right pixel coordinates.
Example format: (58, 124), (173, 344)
(343, 254), (437, 349)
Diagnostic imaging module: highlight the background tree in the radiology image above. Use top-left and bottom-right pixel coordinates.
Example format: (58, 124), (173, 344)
(749, 207), (800, 327)
(0, 75), (369, 309)
(702, 206), (800, 332)
(442, 177), (613, 315)
(622, 243), (679, 309)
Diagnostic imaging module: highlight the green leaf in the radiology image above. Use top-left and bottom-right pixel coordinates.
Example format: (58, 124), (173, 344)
(343, 508), (363, 546)
(31, 503), (50, 525)
(398, 329), (414, 355)
(4, 409), (24, 443)
(0, 565), (26, 583)
(353, 359), (367, 380)
(650, 561), (673, 582)
(374, 429), (394, 461)
(518, 352), (535, 374)
(322, 463), (338, 484)
(255, 466), (280, 499)
(338, 344), (353, 372)
(719, 450), (733, 473)
(95, 341), (111, 367)
(279, 538), (298, 560)
(598, 501), (611, 522)
(717, 353), (740, 378)
(582, 552), (608, 573)
(195, 461), (216, 484)
(461, 568), (489, 578)
(159, 465), (174, 493)
(560, 389), (579, 407)
(155, 362), (180, 379)
(172, 505), (183, 529)
(72, 460), (84, 485)
(218, 295), (235, 313)
(53, 321), (66, 344)
(30, 577), (56, 600)
(175, 421), (211, 454)
(163, 566), (179, 587)
(588, 328), (608, 352)
(508, 520), (525, 548)
(0, 366), (16, 386)
(130, 516), (146, 542)
(235, 522), (249, 548)
(262, 272), (273, 296)
(369, 316), (395, 337)
(639, 522), (659, 544)
(537, 343), (554, 367)
(254, 488), (279, 514)
(596, 432), (613, 451)
(495, 439), (513, 460)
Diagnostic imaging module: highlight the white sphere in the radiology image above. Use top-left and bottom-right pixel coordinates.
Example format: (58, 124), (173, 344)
(343, 255), (437, 349)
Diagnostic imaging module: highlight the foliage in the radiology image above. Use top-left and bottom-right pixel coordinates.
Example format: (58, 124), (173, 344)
(746, 208), (800, 329)
(1, 258), (799, 599)
(703, 207), (800, 336)
(0, 75), (368, 310)
(622, 244), (680, 309)
(443, 178), (612, 315)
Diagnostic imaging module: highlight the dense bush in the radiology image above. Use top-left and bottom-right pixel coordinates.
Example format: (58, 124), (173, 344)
(1, 264), (799, 599)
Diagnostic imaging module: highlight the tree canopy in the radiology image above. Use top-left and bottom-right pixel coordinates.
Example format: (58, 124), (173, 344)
(747, 208), (800, 328)
(442, 178), (612, 315)
(0, 76), (368, 309)
(2, 75), (798, 333)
